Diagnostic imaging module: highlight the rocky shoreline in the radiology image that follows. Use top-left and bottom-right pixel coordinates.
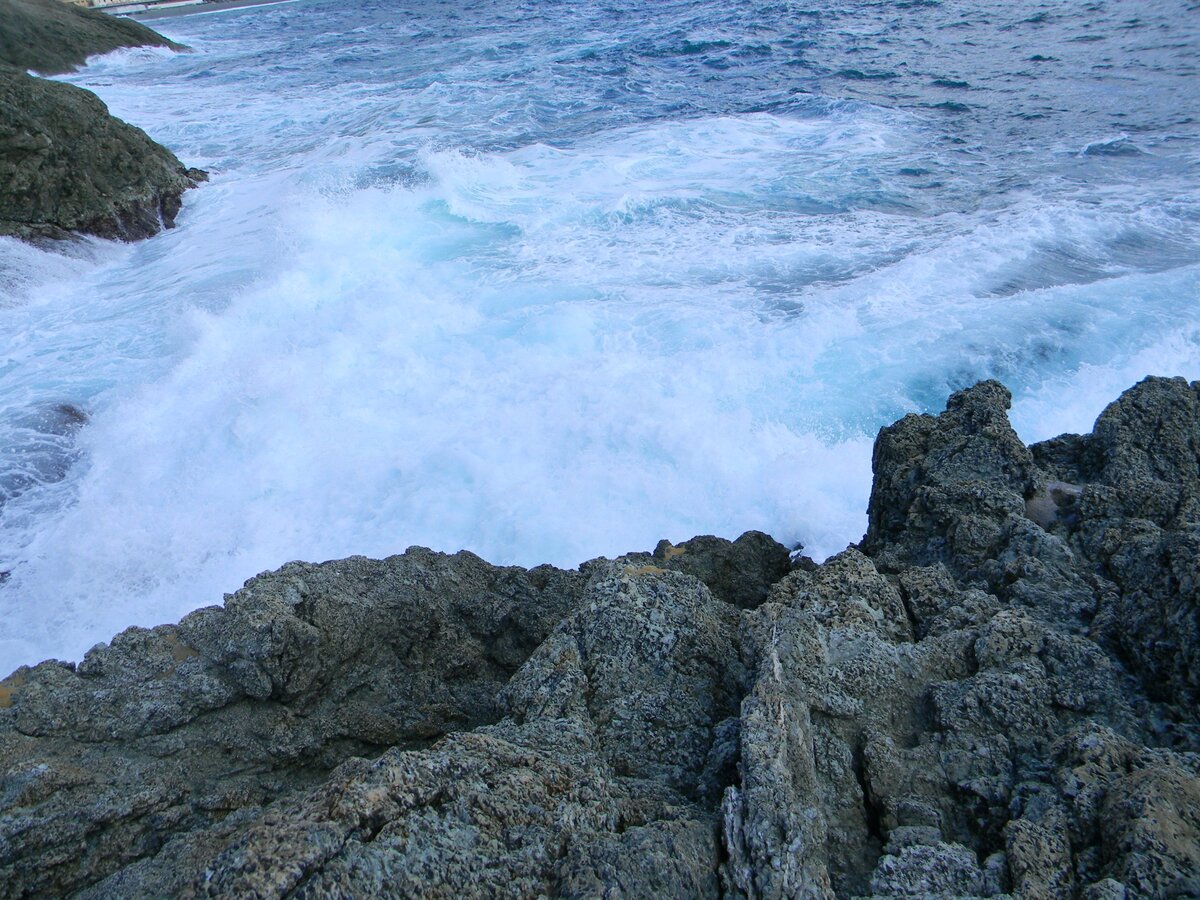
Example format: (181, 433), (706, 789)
(1, 376), (1196, 897)
(0, 0), (205, 241)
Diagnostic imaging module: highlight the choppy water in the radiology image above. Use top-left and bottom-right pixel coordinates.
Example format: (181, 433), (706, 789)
(1, 0), (1198, 670)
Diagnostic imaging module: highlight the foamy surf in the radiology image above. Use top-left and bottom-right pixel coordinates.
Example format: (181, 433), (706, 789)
(1, 0), (1197, 671)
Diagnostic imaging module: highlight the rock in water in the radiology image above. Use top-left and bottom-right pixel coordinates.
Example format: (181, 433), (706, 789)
(0, 69), (205, 241)
(0, 379), (1198, 897)
(0, 0), (179, 76)
(0, 0), (205, 241)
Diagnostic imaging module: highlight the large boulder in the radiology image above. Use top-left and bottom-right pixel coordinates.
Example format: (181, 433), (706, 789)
(0, 68), (205, 240)
(0, 0), (204, 241)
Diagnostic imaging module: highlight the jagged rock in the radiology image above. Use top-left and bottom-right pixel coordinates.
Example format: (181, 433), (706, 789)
(102, 563), (736, 898)
(646, 531), (793, 609)
(1033, 377), (1200, 722)
(1082, 376), (1200, 528)
(2, 380), (1199, 897)
(862, 380), (1099, 628)
(502, 562), (744, 801)
(863, 380), (1039, 577)
(0, 549), (586, 896)
(1053, 724), (1200, 896)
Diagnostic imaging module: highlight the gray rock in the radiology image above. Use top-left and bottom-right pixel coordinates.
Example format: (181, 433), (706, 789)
(3, 381), (1200, 897)
(1032, 377), (1200, 721)
(868, 841), (984, 898)
(0, 549), (586, 896)
(648, 531), (793, 609)
(863, 380), (1039, 580)
(176, 563), (733, 898)
(502, 562), (744, 800)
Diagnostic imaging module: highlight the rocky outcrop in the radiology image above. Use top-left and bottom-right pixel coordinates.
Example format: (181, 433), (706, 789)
(0, 0), (204, 241)
(0, 0), (179, 77)
(0, 69), (205, 240)
(1, 377), (1198, 897)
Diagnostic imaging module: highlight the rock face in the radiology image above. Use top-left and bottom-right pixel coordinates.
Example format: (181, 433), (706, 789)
(0, 69), (205, 240)
(1, 377), (1198, 897)
(0, 0), (204, 241)
(0, 0), (179, 76)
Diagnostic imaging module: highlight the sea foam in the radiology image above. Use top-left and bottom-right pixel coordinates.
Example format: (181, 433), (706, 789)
(1, 0), (1197, 670)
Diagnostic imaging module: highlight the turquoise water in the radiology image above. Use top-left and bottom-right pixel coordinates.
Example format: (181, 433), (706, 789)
(1, 0), (1198, 669)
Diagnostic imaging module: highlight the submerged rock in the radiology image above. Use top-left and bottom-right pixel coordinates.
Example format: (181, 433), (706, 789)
(1, 378), (1198, 897)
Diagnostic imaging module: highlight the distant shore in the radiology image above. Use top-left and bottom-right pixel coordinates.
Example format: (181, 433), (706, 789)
(117, 0), (299, 21)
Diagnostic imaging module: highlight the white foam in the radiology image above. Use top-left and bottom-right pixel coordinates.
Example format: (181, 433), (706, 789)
(1012, 324), (1200, 443)
(0, 115), (895, 668)
(2, 17), (1199, 671)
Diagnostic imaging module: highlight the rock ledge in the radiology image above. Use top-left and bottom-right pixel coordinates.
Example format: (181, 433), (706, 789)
(1, 377), (1198, 898)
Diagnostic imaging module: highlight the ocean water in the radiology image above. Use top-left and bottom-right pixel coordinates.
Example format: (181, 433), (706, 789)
(1, 0), (1198, 670)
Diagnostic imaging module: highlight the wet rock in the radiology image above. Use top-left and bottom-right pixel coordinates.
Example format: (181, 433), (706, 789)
(0, 402), (91, 510)
(0, 0), (205, 242)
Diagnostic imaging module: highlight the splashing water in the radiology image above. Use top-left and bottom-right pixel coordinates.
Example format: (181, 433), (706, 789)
(1, 0), (1198, 669)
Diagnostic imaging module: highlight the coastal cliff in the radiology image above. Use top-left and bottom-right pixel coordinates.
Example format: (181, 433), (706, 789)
(1, 377), (1197, 897)
(0, 0), (204, 241)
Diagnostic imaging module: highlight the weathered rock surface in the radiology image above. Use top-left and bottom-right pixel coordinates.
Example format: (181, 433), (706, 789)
(0, 0), (204, 241)
(1, 377), (1198, 898)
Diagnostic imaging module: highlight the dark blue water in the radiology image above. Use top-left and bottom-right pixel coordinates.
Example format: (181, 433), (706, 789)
(0, 0), (1197, 667)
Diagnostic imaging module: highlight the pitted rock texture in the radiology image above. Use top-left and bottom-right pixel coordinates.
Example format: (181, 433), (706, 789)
(2, 377), (1199, 898)
(0, 550), (588, 897)
(0, 0), (204, 241)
